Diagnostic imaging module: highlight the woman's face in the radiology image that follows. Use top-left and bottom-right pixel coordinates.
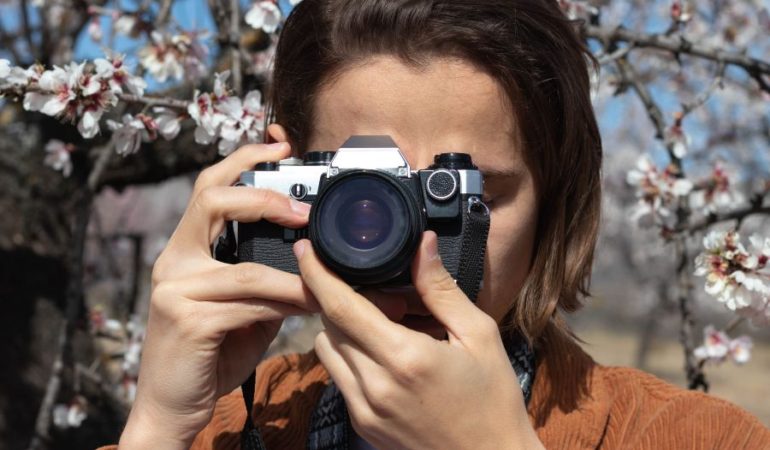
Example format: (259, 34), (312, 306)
(299, 56), (538, 333)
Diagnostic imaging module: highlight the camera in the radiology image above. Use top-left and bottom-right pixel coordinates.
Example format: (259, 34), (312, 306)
(235, 135), (488, 289)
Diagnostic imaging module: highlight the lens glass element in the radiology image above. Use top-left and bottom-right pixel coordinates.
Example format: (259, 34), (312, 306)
(339, 199), (393, 250)
(314, 173), (414, 272)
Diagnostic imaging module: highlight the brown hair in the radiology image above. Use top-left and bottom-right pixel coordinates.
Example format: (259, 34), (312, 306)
(265, 0), (602, 343)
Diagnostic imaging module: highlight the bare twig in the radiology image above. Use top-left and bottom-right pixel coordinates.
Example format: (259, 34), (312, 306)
(614, 57), (681, 166)
(20, 0), (37, 61)
(675, 238), (708, 391)
(586, 25), (770, 80)
(154, 0), (174, 26)
(229, 0), (242, 95)
(27, 323), (67, 450)
(679, 202), (770, 235)
(88, 145), (115, 191)
(117, 93), (190, 109)
(680, 62), (726, 117)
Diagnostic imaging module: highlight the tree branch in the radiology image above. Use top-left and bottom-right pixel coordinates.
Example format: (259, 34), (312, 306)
(614, 56), (681, 167)
(675, 238), (708, 391)
(679, 201), (770, 235)
(586, 25), (770, 79)
(229, 0), (242, 95)
(154, 0), (174, 26)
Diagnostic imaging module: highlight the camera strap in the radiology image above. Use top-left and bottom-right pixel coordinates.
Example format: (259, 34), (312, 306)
(218, 196), (491, 450)
(455, 197), (491, 302)
(213, 222), (268, 450)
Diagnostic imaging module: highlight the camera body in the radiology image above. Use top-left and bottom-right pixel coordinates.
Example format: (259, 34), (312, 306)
(236, 135), (485, 287)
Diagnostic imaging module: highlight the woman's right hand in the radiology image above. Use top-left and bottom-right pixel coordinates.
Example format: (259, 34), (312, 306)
(119, 142), (319, 449)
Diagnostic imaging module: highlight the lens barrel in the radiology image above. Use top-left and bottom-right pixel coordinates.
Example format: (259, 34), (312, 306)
(309, 171), (423, 285)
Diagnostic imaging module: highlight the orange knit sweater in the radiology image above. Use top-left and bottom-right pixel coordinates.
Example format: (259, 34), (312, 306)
(99, 333), (770, 449)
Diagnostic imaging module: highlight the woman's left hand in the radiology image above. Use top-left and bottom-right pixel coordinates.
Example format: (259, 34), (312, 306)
(293, 231), (544, 450)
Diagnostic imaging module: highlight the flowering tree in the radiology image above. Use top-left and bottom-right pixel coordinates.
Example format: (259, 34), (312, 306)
(0, 0), (768, 447)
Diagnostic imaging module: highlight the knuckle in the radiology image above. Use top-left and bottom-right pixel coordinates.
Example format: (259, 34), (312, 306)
(193, 186), (221, 216)
(349, 408), (378, 436)
(248, 188), (281, 211)
(478, 314), (499, 337)
(149, 281), (179, 318)
(151, 257), (168, 286)
(151, 249), (178, 286)
(431, 270), (459, 294)
(390, 348), (426, 385)
(362, 380), (395, 417)
(323, 295), (352, 324)
(233, 262), (264, 285)
(193, 167), (216, 192)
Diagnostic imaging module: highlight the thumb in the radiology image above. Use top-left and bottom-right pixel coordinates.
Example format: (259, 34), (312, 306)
(411, 231), (490, 343)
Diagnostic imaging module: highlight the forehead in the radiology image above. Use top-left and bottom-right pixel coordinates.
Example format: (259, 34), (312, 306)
(309, 56), (522, 172)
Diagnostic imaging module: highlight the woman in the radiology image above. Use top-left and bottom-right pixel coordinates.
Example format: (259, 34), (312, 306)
(105, 0), (769, 448)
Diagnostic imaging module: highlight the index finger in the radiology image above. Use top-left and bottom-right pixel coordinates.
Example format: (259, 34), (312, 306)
(193, 142), (291, 193)
(292, 239), (420, 360)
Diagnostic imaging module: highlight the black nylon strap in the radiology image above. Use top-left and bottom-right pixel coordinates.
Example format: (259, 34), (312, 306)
(213, 223), (268, 450)
(456, 197), (491, 302)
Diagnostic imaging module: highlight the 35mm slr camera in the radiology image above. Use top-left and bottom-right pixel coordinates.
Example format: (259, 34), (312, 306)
(236, 135), (488, 288)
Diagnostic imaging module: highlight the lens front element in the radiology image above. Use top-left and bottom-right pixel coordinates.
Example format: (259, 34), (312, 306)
(310, 171), (422, 284)
(339, 199), (393, 250)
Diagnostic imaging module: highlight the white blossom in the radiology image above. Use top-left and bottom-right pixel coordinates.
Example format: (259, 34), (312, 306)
(94, 53), (147, 97)
(187, 72), (267, 155)
(0, 59), (9, 79)
(52, 397), (88, 429)
(664, 122), (690, 159)
(107, 114), (146, 155)
(694, 325), (753, 365)
(188, 71), (230, 146)
(114, 14), (138, 37)
(670, 0), (695, 24)
(245, 1), (282, 33)
(23, 64), (74, 116)
(217, 90), (265, 155)
(690, 161), (745, 215)
(626, 154), (693, 228)
(88, 17), (103, 42)
(1, 62), (40, 86)
(558, 0), (598, 21)
(43, 140), (74, 177)
(139, 31), (209, 83)
(153, 107), (182, 140)
(22, 61), (118, 138)
(694, 230), (770, 324)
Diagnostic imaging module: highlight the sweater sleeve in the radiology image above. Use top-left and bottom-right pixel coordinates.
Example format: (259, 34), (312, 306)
(96, 350), (328, 450)
(631, 392), (770, 449)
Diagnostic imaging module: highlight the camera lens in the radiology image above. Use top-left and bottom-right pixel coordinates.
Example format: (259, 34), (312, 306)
(339, 199), (392, 250)
(310, 171), (423, 284)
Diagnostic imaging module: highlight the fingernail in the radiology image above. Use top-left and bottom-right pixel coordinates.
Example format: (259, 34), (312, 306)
(293, 240), (306, 259)
(267, 142), (287, 151)
(290, 198), (311, 215)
